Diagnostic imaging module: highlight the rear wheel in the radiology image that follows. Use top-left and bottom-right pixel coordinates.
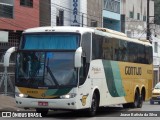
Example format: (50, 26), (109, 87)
(137, 95), (143, 108)
(131, 90), (142, 108)
(123, 91), (143, 108)
(132, 91), (139, 108)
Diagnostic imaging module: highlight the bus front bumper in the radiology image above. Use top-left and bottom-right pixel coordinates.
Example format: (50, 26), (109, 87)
(15, 96), (78, 110)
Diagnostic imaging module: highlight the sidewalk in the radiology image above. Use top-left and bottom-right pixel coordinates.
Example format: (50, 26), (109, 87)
(0, 95), (23, 112)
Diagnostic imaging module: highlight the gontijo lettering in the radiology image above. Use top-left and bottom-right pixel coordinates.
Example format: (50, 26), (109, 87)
(27, 91), (38, 94)
(125, 66), (142, 75)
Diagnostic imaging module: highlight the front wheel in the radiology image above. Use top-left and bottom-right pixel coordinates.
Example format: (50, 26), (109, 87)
(36, 108), (49, 117)
(88, 93), (98, 117)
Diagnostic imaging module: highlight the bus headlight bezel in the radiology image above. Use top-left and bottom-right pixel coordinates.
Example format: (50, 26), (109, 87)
(15, 92), (28, 98)
(60, 93), (76, 99)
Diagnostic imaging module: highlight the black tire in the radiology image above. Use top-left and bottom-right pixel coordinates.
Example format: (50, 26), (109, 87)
(137, 95), (143, 108)
(36, 108), (49, 117)
(88, 93), (98, 117)
(123, 103), (131, 109)
(123, 92), (143, 109)
(131, 91), (139, 108)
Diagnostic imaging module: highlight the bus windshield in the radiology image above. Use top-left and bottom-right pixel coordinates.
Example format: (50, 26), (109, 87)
(21, 33), (80, 50)
(16, 51), (77, 88)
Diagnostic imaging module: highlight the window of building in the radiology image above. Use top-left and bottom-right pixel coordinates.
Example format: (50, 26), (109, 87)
(0, 3), (13, 18)
(143, 16), (146, 21)
(154, 42), (158, 53)
(56, 9), (64, 26)
(20, 0), (33, 7)
(129, 11), (134, 18)
(103, 0), (120, 14)
(91, 20), (98, 27)
(126, 31), (131, 38)
(137, 13), (140, 20)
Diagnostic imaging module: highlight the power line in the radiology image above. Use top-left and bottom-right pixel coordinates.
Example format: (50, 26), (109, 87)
(37, 1), (103, 26)
(0, 7), (89, 30)
(136, 18), (155, 40)
(1, 0), (154, 33)
(1, 0), (147, 27)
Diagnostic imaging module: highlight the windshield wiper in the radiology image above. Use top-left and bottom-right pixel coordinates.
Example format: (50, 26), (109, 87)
(46, 66), (59, 86)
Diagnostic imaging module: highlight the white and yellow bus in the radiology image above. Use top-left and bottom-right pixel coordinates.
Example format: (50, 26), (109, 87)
(15, 26), (153, 116)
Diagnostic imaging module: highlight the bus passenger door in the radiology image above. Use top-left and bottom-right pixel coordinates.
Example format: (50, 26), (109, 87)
(79, 56), (90, 86)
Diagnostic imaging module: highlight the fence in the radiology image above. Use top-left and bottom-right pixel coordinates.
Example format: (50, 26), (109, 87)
(0, 62), (15, 95)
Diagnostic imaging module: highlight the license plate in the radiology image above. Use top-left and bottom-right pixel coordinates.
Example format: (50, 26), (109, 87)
(38, 101), (48, 106)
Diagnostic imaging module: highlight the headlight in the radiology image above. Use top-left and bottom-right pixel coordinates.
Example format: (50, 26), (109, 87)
(15, 92), (28, 98)
(60, 93), (76, 99)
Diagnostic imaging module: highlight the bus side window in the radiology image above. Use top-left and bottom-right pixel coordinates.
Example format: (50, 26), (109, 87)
(79, 56), (89, 85)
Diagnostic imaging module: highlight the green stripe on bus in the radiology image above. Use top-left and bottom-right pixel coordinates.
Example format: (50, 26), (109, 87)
(45, 88), (72, 96)
(102, 60), (119, 97)
(110, 61), (126, 97)
(102, 60), (125, 97)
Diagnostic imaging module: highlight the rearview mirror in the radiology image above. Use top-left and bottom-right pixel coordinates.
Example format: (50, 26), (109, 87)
(74, 47), (82, 68)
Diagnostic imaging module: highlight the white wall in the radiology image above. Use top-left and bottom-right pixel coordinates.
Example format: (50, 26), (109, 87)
(51, 0), (87, 26)
(51, 0), (71, 26)
(79, 0), (87, 27)
(152, 35), (160, 84)
(122, 0), (154, 39)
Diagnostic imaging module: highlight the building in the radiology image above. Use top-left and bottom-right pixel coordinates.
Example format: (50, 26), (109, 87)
(0, 0), (40, 61)
(49, 0), (120, 30)
(51, 0), (84, 27)
(50, 0), (102, 27)
(121, 0), (160, 86)
(152, 34), (160, 86)
(87, 0), (102, 27)
(0, 0), (40, 94)
(103, 0), (121, 31)
(40, 0), (51, 26)
(121, 0), (154, 39)
(150, 24), (160, 86)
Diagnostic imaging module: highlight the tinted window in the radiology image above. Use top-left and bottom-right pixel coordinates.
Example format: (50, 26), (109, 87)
(92, 34), (103, 59)
(20, 0), (33, 7)
(0, 4), (13, 18)
(21, 33), (80, 50)
(92, 33), (152, 64)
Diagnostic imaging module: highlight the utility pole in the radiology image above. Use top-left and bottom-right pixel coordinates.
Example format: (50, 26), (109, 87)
(82, 13), (84, 27)
(147, 0), (150, 41)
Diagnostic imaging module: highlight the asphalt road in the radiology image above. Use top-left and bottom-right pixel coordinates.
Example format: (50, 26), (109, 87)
(1, 101), (160, 120)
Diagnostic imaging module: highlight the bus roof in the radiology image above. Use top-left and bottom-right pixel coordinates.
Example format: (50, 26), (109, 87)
(94, 27), (151, 46)
(23, 26), (152, 47)
(23, 26), (94, 34)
